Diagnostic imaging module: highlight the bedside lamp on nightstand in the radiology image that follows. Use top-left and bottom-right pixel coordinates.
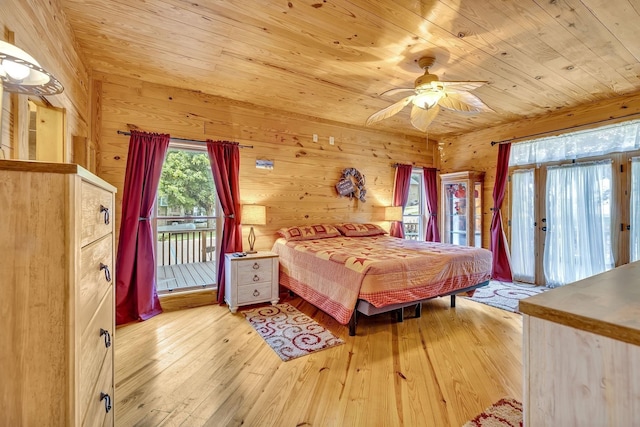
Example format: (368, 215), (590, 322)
(384, 206), (403, 223)
(242, 204), (266, 254)
(385, 206), (404, 236)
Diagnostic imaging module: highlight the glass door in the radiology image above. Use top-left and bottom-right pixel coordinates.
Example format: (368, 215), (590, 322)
(155, 145), (219, 293)
(443, 181), (468, 246)
(510, 169), (536, 283)
(542, 160), (614, 287)
(631, 157), (640, 262)
(440, 171), (484, 247)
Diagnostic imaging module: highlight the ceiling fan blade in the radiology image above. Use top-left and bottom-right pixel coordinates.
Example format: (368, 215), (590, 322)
(434, 81), (487, 92)
(380, 87), (416, 97)
(438, 92), (493, 113)
(366, 95), (415, 126)
(410, 104), (439, 132)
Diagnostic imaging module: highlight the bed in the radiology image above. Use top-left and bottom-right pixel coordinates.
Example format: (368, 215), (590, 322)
(271, 223), (492, 335)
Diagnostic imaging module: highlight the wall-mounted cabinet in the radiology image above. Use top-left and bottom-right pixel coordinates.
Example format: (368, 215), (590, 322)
(440, 171), (484, 247)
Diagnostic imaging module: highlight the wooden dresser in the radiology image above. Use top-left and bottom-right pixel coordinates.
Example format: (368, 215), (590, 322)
(0, 160), (117, 426)
(520, 261), (640, 426)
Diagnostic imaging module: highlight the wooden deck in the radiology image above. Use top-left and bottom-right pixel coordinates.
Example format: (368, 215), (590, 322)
(157, 261), (216, 293)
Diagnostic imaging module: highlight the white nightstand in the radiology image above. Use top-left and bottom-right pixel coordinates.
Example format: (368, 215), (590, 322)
(224, 251), (279, 313)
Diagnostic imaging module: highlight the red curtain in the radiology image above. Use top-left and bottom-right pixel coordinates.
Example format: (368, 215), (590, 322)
(206, 140), (242, 304)
(390, 164), (412, 238)
(115, 130), (170, 325)
(490, 143), (514, 282)
(423, 167), (440, 242)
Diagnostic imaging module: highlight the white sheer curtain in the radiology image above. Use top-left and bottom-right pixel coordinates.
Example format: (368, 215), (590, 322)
(511, 169), (535, 282)
(511, 119), (640, 166)
(632, 157), (640, 262)
(543, 161), (613, 287)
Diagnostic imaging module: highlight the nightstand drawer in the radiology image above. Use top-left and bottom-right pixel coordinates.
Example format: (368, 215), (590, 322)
(237, 282), (273, 304)
(237, 260), (273, 284)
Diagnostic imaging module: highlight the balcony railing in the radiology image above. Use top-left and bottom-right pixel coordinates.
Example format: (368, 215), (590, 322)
(403, 217), (420, 241)
(156, 217), (217, 293)
(157, 228), (215, 265)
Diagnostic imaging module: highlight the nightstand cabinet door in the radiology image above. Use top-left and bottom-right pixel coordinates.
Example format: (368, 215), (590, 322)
(224, 252), (279, 313)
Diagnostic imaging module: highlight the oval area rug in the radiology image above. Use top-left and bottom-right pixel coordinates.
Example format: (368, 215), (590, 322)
(464, 280), (548, 313)
(463, 398), (522, 427)
(242, 303), (345, 361)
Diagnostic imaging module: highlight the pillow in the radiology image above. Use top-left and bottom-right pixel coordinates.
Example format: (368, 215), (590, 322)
(335, 223), (387, 237)
(277, 224), (342, 241)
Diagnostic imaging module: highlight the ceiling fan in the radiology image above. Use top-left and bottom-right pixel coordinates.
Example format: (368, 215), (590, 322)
(365, 56), (493, 132)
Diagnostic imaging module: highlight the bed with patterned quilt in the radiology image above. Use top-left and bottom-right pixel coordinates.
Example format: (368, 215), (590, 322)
(271, 223), (492, 335)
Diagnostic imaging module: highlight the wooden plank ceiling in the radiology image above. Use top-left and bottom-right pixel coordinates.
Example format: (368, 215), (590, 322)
(59, 0), (640, 140)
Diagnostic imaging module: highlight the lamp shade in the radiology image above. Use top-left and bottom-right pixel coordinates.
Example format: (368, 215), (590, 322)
(242, 205), (266, 225)
(0, 40), (63, 95)
(384, 206), (403, 222)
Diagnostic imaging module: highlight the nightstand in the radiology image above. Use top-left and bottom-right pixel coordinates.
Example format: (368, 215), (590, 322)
(224, 251), (279, 313)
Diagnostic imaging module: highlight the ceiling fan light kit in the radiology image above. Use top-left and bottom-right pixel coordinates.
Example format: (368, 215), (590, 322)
(366, 56), (492, 132)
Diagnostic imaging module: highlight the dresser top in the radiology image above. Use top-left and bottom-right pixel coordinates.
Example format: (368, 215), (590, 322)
(0, 160), (116, 192)
(519, 261), (640, 347)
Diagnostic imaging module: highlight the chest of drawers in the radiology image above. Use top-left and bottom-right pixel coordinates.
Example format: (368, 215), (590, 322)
(224, 252), (279, 313)
(0, 160), (116, 426)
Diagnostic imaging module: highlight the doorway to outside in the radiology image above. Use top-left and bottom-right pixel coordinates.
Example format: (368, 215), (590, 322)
(155, 145), (219, 293)
(509, 119), (640, 287)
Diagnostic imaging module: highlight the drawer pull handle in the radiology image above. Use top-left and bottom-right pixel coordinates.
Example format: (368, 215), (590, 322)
(100, 205), (110, 225)
(100, 263), (112, 282)
(100, 328), (112, 348)
(253, 289), (260, 297)
(100, 392), (112, 413)
(252, 262), (260, 270)
(253, 275), (260, 282)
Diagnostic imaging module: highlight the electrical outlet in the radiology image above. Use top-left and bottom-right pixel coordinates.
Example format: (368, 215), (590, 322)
(329, 136), (335, 145)
(313, 134), (318, 142)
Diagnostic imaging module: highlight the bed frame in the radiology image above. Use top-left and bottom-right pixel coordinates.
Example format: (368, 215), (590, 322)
(347, 280), (490, 336)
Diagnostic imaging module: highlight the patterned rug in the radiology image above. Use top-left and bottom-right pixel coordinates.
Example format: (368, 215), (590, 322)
(464, 280), (549, 313)
(242, 303), (345, 361)
(463, 398), (523, 427)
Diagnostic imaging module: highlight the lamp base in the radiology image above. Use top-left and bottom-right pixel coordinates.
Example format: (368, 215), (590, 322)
(247, 226), (257, 254)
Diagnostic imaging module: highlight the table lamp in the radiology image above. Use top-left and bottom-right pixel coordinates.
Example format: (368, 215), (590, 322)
(242, 205), (266, 253)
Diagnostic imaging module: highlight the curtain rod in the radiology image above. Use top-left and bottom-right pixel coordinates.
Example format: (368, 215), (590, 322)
(392, 163), (439, 170)
(490, 111), (640, 146)
(117, 130), (253, 148)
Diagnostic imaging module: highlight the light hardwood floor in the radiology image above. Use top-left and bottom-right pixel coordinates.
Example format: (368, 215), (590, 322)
(115, 295), (523, 426)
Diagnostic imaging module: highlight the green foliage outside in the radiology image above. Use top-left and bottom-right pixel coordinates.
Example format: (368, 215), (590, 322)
(158, 150), (216, 217)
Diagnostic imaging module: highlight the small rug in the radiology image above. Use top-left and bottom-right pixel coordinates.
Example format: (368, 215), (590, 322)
(464, 280), (549, 313)
(242, 303), (345, 361)
(463, 398), (523, 427)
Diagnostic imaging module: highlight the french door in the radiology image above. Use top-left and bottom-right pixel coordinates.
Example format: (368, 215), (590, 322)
(510, 154), (638, 286)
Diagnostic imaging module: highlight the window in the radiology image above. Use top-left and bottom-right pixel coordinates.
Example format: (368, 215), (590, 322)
(403, 169), (426, 240)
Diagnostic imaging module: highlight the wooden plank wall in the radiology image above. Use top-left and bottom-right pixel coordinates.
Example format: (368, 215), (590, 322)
(438, 91), (640, 249)
(0, 0), (90, 160)
(94, 73), (435, 251)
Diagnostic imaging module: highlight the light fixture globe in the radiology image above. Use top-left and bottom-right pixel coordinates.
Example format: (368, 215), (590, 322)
(0, 40), (63, 95)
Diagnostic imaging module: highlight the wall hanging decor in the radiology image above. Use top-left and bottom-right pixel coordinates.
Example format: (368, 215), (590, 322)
(335, 167), (366, 202)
